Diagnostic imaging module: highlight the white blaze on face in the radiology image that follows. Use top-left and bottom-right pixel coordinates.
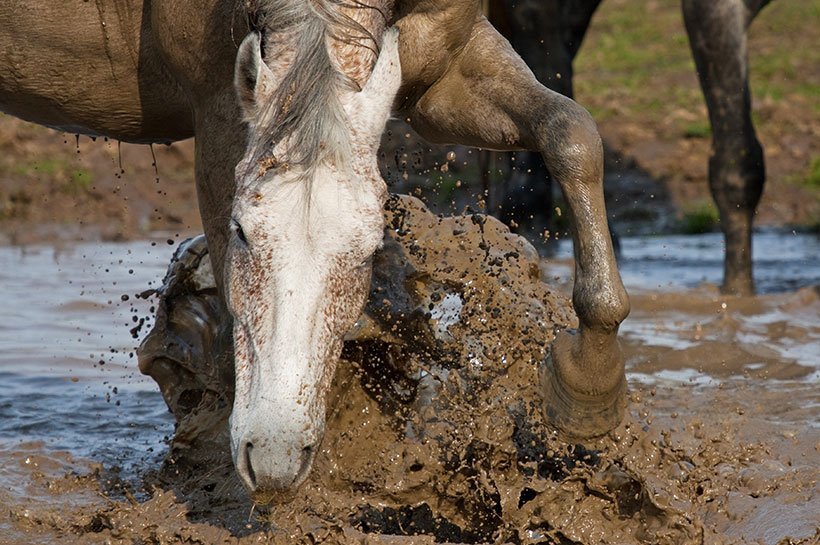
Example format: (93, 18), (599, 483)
(227, 28), (401, 496)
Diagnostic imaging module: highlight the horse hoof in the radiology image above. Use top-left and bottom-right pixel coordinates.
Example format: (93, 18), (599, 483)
(540, 331), (627, 440)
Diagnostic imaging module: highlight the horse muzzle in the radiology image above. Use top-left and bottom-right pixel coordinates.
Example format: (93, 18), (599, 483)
(232, 421), (321, 500)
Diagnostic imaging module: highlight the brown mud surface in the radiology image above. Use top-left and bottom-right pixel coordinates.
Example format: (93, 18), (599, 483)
(2, 196), (817, 545)
(2, 373), (817, 545)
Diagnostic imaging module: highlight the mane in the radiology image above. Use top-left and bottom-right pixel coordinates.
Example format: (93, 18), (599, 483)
(242, 0), (380, 180)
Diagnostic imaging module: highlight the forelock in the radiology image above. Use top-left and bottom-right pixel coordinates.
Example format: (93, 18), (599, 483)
(239, 0), (380, 183)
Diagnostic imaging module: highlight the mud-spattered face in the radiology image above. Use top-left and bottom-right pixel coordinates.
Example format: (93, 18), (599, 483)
(225, 165), (384, 497)
(226, 27), (401, 498)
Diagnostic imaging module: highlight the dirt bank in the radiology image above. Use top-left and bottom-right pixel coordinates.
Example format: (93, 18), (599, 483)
(0, 116), (201, 246)
(1, 3), (817, 247)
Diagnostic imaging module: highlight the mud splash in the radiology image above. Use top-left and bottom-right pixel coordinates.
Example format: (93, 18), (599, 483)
(1, 196), (818, 544)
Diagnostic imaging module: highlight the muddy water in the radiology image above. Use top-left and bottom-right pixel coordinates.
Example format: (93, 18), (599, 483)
(0, 232), (818, 544)
(550, 230), (820, 294)
(0, 243), (175, 482)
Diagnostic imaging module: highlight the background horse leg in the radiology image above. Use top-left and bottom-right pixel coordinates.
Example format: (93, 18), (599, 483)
(683, 0), (772, 295)
(405, 19), (629, 439)
(484, 0), (602, 242)
(490, 0), (601, 97)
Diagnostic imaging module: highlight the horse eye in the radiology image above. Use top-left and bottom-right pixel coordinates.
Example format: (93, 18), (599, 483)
(231, 219), (248, 245)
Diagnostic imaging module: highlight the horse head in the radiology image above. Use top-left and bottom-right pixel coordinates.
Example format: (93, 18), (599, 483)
(225, 25), (400, 500)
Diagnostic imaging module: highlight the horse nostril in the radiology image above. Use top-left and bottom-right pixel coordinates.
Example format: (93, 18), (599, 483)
(244, 442), (257, 489)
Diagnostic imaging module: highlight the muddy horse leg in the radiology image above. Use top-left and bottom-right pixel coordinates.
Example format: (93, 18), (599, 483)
(683, 0), (771, 295)
(406, 19), (629, 438)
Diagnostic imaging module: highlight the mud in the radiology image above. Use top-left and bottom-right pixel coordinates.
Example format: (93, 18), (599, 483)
(1, 196), (818, 544)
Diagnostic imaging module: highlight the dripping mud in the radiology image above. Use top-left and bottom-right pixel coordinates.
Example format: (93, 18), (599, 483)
(0, 196), (818, 545)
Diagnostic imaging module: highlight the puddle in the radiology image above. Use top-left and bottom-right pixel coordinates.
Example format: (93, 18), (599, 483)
(0, 242), (175, 479)
(552, 229), (820, 294)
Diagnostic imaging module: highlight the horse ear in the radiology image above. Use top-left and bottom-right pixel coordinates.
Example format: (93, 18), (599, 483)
(235, 32), (276, 121)
(347, 27), (402, 149)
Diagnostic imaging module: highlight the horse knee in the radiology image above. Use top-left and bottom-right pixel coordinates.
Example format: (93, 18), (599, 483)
(537, 97), (603, 186)
(535, 97), (628, 330)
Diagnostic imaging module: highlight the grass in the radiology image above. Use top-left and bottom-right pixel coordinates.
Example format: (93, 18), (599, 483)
(683, 121), (711, 139)
(750, 2), (820, 112)
(574, 0), (701, 124)
(10, 158), (93, 194)
(680, 202), (719, 234)
(574, 0), (820, 133)
(12, 158), (67, 177)
(799, 156), (820, 188)
(65, 169), (93, 194)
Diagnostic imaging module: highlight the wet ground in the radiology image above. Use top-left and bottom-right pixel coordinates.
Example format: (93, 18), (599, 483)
(0, 229), (818, 544)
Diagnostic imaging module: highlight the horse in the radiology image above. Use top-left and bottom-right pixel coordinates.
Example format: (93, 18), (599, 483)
(488, 0), (771, 296)
(0, 0), (629, 499)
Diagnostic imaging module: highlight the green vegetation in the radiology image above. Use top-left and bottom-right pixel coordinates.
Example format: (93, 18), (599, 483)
(786, 155), (820, 190)
(65, 169), (93, 194)
(12, 158), (67, 177)
(802, 156), (820, 188)
(574, 0), (820, 129)
(9, 158), (93, 195)
(683, 121), (711, 139)
(574, 0), (701, 123)
(681, 202), (719, 234)
(749, 2), (820, 113)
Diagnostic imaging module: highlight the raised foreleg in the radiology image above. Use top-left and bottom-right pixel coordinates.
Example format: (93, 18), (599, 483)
(682, 0), (771, 295)
(405, 19), (629, 438)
